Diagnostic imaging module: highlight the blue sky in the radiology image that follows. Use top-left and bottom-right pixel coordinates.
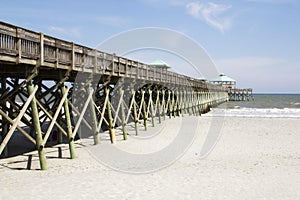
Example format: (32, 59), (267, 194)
(1, 0), (299, 93)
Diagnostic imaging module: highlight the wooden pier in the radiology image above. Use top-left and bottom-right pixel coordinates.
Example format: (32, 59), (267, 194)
(0, 21), (229, 169)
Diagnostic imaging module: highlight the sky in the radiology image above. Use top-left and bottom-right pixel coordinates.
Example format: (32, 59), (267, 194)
(0, 0), (299, 93)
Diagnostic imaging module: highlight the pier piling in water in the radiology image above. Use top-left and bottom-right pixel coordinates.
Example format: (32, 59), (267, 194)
(228, 88), (253, 101)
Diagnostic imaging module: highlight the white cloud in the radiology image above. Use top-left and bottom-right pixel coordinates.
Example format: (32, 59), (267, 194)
(186, 2), (232, 33)
(48, 26), (81, 38)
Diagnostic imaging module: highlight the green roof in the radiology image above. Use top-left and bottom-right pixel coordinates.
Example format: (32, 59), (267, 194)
(149, 60), (170, 68)
(211, 73), (236, 82)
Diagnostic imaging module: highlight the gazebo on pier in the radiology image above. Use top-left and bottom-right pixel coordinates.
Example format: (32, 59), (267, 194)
(210, 73), (253, 101)
(210, 73), (236, 90)
(149, 60), (171, 71)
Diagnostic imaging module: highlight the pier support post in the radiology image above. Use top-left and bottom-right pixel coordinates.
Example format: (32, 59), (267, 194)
(1, 78), (8, 157)
(167, 90), (172, 119)
(105, 87), (116, 144)
(161, 90), (166, 120)
(27, 83), (47, 170)
(88, 87), (99, 145)
(1, 117), (8, 158)
(142, 90), (148, 131)
(61, 86), (76, 159)
(148, 89), (155, 127)
(58, 110), (63, 144)
(156, 89), (162, 124)
(132, 90), (139, 136)
(175, 90), (180, 117)
(171, 90), (176, 117)
(119, 89), (127, 140)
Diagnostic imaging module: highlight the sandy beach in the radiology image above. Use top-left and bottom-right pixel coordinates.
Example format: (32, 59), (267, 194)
(0, 115), (299, 200)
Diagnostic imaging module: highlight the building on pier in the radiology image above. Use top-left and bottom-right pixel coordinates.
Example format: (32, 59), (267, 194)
(210, 73), (253, 101)
(149, 60), (170, 70)
(210, 73), (236, 90)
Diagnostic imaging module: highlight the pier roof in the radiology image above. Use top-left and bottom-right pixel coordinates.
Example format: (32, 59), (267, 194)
(149, 60), (171, 68)
(211, 73), (236, 83)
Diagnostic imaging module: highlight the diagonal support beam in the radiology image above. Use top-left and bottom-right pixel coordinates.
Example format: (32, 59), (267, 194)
(96, 90), (109, 131)
(69, 102), (93, 131)
(0, 85), (38, 155)
(0, 109), (36, 145)
(41, 87), (69, 146)
(36, 100), (68, 137)
(72, 88), (94, 138)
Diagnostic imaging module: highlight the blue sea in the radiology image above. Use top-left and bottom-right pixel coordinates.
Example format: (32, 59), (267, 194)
(211, 94), (300, 118)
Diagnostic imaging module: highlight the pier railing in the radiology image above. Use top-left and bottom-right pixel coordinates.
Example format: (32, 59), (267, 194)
(0, 21), (224, 91)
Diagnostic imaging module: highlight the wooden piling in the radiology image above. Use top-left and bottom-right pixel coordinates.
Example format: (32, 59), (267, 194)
(27, 83), (47, 170)
(156, 89), (162, 124)
(105, 87), (116, 144)
(119, 89), (128, 140)
(132, 90), (139, 136)
(148, 89), (155, 127)
(88, 87), (99, 145)
(142, 90), (148, 131)
(61, 86), (76, 159)
(1, 78), (8, 157)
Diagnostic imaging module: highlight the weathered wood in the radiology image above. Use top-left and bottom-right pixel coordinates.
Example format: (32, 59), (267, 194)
(88, 88), (99, 145)
(36, 100), (68, 137)
(69, 102), (93, 131)
(142, 90), (148, 131)
(161, 90), (166, 120)
(119, 89), (127, 140)
(105, 87), (116, 144)
(155, 90), (162, 124)
(0, 21), (232, 170)
(148, 89), (155, 127)
(96, 90), (109, 131)
(0, 78), (8, 157)
(27, 84), (47, 170)
(0, 85), (38, 155)
(41, 87), (69, 146)
(71, 88), (93, 138)
(61, 86), (76, 159)
(132, 90), (139, 136)
(0, 109), (36, 145)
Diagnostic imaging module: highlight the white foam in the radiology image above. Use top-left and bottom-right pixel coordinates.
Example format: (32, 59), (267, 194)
(205, 108), (300, 118)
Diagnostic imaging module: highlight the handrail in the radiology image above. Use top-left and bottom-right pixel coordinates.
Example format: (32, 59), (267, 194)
(0, 21), (225, 91)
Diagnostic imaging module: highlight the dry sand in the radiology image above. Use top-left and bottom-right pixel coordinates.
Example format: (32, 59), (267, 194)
(0, 115), (299, 199)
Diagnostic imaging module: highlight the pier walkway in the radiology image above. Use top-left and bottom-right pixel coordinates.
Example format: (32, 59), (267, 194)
(0, 21), (228, 169)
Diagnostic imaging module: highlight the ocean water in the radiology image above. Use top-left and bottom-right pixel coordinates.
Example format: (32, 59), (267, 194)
(210, 94), (300, 118)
